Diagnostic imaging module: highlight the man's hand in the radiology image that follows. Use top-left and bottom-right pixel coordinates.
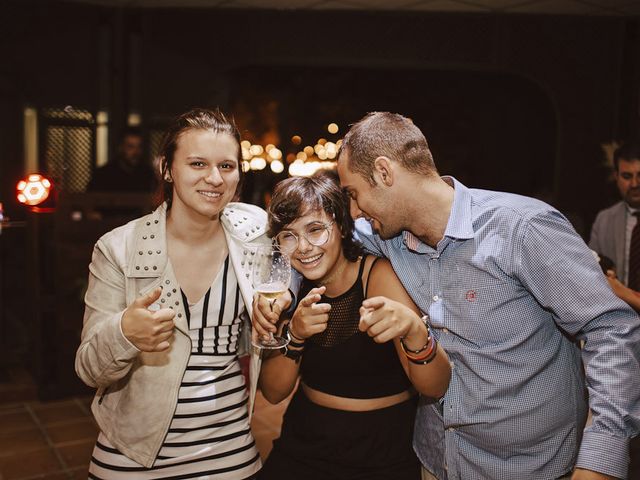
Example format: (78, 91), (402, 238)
(359, 296), (426, 346)
(571, 468), (620, 480)
(288, 287), (330, 339)
(121, 286), (175, 352)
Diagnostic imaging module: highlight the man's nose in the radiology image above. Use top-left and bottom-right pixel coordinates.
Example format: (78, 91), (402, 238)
(349, 199), (363, 219)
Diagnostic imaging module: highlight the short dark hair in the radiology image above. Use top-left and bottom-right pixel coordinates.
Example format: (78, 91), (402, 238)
(339, 111), (437, 185)
(614, 142), (640, 171)
(158, 108), (243, 207)
(267, 169), (362, 262)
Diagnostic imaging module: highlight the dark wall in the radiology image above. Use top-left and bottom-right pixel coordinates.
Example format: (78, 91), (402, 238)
(1, 1), (105, 221)
(1, 0), (638, 397)
(137, 9), (636, 229)
(1, 2), (638, 228)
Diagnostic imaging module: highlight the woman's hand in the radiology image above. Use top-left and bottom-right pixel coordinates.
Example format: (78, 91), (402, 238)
(289, 287), (331, 340)
(251, 290), (292, 341)
(359, 296), (427, 348)
(121, 287), (176, 352)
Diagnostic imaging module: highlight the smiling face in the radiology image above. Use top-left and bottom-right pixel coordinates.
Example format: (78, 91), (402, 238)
(280, 209), (346, 284)
(337, 152), (403, 239)
(168, 129), (240, 221)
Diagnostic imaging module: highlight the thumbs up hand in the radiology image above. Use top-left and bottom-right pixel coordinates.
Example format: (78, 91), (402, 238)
(121, 287), (176, 352)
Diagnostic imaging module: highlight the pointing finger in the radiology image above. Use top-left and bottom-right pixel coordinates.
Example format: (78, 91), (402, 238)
(361, 296), (386, 310)
(309, 286), (326, 296)
(301, 293), (322, 308)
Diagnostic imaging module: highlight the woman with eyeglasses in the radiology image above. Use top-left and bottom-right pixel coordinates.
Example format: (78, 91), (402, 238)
(253, 170), (451, 480)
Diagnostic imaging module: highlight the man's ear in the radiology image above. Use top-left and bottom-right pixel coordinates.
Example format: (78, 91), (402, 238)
(373, 156), (393, 186)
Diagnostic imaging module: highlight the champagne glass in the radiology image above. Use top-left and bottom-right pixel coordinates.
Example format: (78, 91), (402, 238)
(252, 245), (291, 349)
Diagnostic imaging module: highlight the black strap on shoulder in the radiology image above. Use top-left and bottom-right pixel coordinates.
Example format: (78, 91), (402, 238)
(356, 254), (368, 280)
(364, 255), (382, 298)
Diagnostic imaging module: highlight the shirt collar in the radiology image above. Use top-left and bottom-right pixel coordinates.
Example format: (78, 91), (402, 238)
(441, 176), (475, 241)
(401, 230), (421, 251)
(625, 203), (640, 216)
(400, 176), (474, 252)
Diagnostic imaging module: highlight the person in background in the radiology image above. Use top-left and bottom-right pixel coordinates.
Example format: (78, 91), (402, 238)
(87, 126), (157, 193)
(336, 112), (640, 480)
(76, 108), (275, 478)
(591, 141), (640, 477)
(253, 171), (451, 480)
(590, 142), (640, 290)
(594, 253), (640, 313)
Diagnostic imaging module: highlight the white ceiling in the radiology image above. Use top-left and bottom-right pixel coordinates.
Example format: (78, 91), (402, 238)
(64, 0), (640, 16)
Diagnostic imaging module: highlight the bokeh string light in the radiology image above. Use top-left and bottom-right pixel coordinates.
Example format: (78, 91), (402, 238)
(242, 123), (341, 177)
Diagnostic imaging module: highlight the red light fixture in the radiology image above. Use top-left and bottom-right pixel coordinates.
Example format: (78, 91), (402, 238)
(16, 174), (52, 206)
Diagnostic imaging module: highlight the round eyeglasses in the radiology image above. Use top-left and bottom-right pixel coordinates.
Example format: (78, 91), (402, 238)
(275, 221), (335, 254)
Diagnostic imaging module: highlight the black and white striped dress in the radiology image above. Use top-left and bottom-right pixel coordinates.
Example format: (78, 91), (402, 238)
(89, 257), (261, 479)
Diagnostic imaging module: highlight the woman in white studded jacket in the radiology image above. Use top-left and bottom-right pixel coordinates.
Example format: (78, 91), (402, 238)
(76, 109), (270, 479)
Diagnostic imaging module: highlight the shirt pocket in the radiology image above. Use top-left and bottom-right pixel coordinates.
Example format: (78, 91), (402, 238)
(448, 280), (535, 347)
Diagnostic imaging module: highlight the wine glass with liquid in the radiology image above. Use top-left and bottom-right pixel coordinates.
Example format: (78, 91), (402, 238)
(252, 245), (291, 349)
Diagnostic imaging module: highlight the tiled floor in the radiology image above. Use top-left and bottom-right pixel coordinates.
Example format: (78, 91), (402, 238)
(3, 367), (638, 479)
(0, 368), (289, 480)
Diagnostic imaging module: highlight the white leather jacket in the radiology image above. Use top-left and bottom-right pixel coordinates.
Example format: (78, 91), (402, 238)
(75, 202), (268, 467)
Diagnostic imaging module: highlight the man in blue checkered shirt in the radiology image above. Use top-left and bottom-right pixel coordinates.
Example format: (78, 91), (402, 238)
(337, 112), (640, 480)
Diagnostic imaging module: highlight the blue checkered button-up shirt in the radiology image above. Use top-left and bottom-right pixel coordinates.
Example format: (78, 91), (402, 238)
(356, 177), (640, 480)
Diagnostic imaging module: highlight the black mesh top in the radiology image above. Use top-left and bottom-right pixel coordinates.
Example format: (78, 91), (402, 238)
(299, 256), (412, 398)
